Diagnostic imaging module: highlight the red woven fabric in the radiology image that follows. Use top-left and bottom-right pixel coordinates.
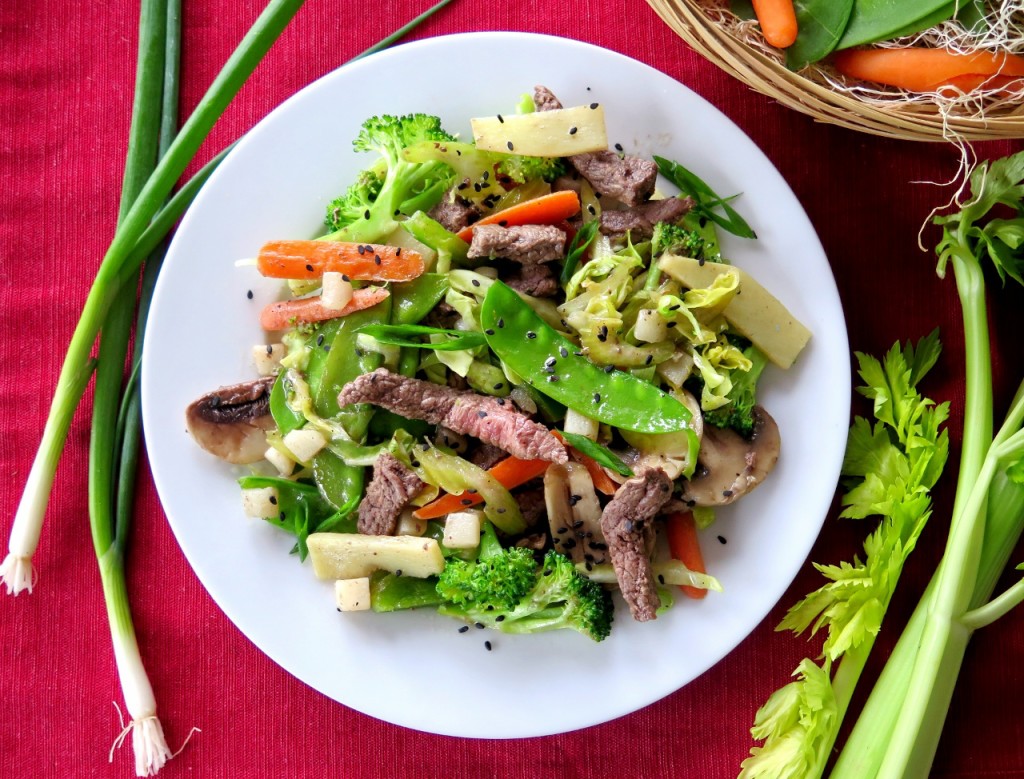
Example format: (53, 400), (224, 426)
(2, 1), (1023, 777)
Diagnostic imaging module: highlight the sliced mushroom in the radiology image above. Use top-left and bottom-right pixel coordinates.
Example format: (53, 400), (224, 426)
(185, 376), (276, 464)
(544, 462), (607, 565)
(679, 406), (781, 507)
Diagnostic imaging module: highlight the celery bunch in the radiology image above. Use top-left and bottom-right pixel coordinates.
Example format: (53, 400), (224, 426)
(742, 151), (1024, 779)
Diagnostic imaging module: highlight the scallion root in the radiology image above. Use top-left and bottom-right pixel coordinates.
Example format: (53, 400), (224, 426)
(0, 554), (36, 595)
(110, 703), (172, 777)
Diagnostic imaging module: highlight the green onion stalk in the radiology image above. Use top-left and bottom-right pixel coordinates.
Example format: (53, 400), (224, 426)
(830, 154), (1024, 779)
(0, 0), (456, 596)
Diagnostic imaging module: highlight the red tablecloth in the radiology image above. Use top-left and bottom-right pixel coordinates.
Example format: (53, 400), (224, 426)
(3, 1), (1024, 776)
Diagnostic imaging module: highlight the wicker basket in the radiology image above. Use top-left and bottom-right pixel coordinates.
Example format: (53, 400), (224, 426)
(648, 0), (1024, 142)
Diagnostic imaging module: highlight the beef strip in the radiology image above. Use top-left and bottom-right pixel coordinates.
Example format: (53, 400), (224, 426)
(599, 468), (673, 622)
(533, 85), (563, 112)
(570, 150), (659, 207)
(504, 262), (559, 298)
(600, 196), (696, 241)
(428, 192), (481, 233)
(512, 483), (547, 527)
(534, 85), (659, 208)
(337, 368), (567, 463)
(470, 442), (507, 470)
(467, 224), (566, 265)
(357, 452), (424, 536)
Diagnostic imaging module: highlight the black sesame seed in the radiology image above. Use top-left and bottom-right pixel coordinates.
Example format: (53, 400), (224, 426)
(358, 245), (366, 255)
(572, 520), (584, 529)
(279, 510), (286, 520)
(484, 641), (493, 651)
(461, 498), (473, 506)
(477, 410), (488, 419)
(603, 365), (614, 373)
(645, 354), (653, 365)
(493, 382), (504, 390)
(475, 622), (485, 630)
(374, 255), (382, 265)
(395, 569), (403, 577)
(507, 141), (514, 151)
(268, 495), (278, 505)
(485, 328), (495, 335)
(718, 535), (728, 545)
(544, 356), (556, 368)
(698, 257), (706, 267)
(458, 625), (469, 633)
(497, 114), (504, 123)
(658, 574), (666, 585)
(496, 507), (506, 513)
(496, 398), (505, 405)
(557, 527), (569, 534)
(614, 142), (623, 152)
(395, 248), (402, 256)
(266, 344), (274, 355)
(587, 204), (596, 216)
(569, 126), (578, 135)
(547, 375), (559, 382)
(559, 346), (568, 358)
(364, 209), (371, 220)
(410, 459), (420, 468)
(305, 264), (313, 272)
(593, 392), (601, 403)
(723, 489), (734, 497)
(666, 321), (677, 329)
(246, 289), (254, 300)
(497, 318), (505, 328)
(590, 102), (599, 109)
(495, 615), (505, 622)
(341, 274), (350, 282)
(526, 331), (537, 339)
(471, 278), (480, 287)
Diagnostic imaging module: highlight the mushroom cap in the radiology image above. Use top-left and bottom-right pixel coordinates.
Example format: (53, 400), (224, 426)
(185, 376), (276, 464)
(679, 406), (780, 507)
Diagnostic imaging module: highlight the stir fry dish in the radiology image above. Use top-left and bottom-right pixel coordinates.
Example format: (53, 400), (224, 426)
(185, 86), (811, 641)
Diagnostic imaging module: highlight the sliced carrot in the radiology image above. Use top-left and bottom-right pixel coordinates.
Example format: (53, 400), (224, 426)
(257, 240), (424, 281)
(413, 455), (551, 519)
(939, 73), (1024, 96)
(456, 190), (581, 242)
(752, 0), (798, 49)
(259, 286), (389, 331)
(833, 48), (1024, 93)
(665, 511), (708, 600)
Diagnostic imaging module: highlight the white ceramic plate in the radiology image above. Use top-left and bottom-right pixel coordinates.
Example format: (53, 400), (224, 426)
(142, 32), (849, 738)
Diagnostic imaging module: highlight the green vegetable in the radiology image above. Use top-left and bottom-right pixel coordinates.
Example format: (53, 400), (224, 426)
(314, 299), (390, 418)
(701, 345), (769, 436)
(312, 449), (364, 518)
(435, 522), (538, 609)
(740, 333), (949, 778)
(322, 114), (456, 244)
(482, 281), (696, 435)
(438, 549), (614, 642)
(653, 155), (756, 239)
(828, 152), (1024, 779)
(560, 219), (599, 285)
(836, 0), (954, 49)
(356, 324), (488, 351)
(786, 0), (854, 71)
(390, 273), (449, 325)
(400, 211), (469, 271)
(406, 444), (526, 534)
(270, 370), (306, 435)
(651, 221), (705, 260)
(559, 431), (634, 477)
(369, 570), (444, 612)
(238, 475), (353, 558)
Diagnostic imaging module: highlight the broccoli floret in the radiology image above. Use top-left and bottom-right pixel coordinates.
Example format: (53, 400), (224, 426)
(439, 550), (614, 642)
(498, 154), (567, 184)
(323, 114), (456, 242)
(702, 344), (769, 437)
(435, 522), (538, 609)
(651, 221), (705, 259)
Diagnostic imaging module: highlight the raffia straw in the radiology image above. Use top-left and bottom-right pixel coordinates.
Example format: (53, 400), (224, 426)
(646, 0), (1024, 142)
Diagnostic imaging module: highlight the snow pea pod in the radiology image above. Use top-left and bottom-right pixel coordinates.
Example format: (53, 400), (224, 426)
(314, 298), (391, 418)
(481, 281), (695, 435)
(391, 272), (449, 325)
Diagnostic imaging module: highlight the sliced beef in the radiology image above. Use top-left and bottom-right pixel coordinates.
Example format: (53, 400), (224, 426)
(599, 468), (673, 622)
(357, 452), (424, 536)
(600, 196), (696, 241)
(570, 150), (658, 207)
(504, 262), (559, 298)
(428, 192), (481, 233)
(467, 224), (566, 265)
(337, 368), (567, 464)
(533, 85), (563, 112)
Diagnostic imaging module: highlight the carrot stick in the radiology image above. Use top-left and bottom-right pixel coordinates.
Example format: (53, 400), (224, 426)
(456, 190), (581, 242)
(752, 0), (798, 49)
(833, 48), (1024, 93)
(259, 286), (389, 330)
(413, 455), (551, 519)
(257, 239), (424, 281)
(665, 511), (708, 600)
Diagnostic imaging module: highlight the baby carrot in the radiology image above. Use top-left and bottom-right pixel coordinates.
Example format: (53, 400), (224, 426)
(752, 0), (798, 49)
(259, 286), (389, 330)
(257, 239), (424, 281)
(833, 48), (1024, 93)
